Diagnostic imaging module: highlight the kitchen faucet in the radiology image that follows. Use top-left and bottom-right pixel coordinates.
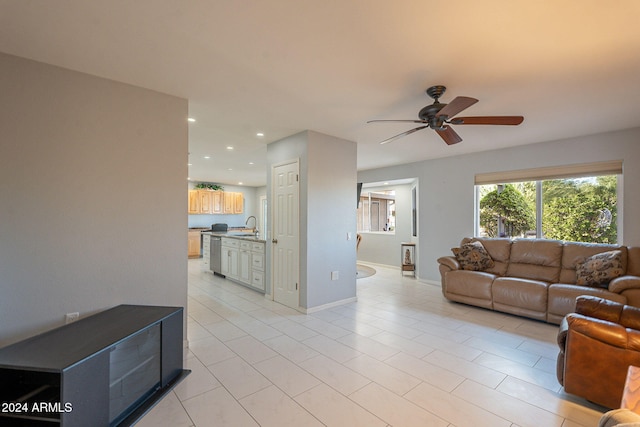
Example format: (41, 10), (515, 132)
(245, 216), (257, 233)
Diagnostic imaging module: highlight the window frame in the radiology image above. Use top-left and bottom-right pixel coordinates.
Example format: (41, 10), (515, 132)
(474, 161), (622, 243)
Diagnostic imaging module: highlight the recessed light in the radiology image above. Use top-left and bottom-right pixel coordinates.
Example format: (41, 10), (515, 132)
(187, 163), (192, 166)
(238, 182), (243, 185)
(256, 132), (264, 137)
(227, 168), (233, 171)
(187, 117), (196, 122)
(204, 156), (211, 159)
(226, 146), (234, 150)
(248, 162), (255, 165)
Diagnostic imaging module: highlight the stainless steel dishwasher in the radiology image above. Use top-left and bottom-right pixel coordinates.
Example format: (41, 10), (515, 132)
(210, 236), (223, 276)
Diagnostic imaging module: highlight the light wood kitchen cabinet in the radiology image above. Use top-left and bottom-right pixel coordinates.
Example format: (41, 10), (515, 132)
(199, 191), (212, 214)
(211, 191), (224, 213)
(234, 192), (244, 214)
(223, 192), (235, 214)
(221, 192), (244, 214)
(188, 229), (202, 259)
(188, 190), (225, 214)
(188, 190), (200, 214)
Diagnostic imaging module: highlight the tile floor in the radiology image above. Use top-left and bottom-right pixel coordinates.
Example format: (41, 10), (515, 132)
(136, 260), (607, 427)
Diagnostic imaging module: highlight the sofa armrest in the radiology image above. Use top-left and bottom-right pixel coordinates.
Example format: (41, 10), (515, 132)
(609, 275), (640, 293)
(558, 316), (569, 349)
(567, 312), (640, 352)
(437, 256), (460, 272)
(566, 313), (630, 348)
(575, 295), (625, 323)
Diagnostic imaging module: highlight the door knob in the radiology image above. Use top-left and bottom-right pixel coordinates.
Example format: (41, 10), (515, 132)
(272, 238), (278, 244)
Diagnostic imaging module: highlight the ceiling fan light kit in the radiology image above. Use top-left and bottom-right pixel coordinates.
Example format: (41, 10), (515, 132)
(368, 85), (524, 145)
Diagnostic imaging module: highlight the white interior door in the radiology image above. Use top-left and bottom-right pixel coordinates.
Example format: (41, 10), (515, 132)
(271, 160), (299, 309)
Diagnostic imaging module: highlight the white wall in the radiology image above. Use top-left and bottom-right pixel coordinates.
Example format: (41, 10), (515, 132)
(0, 53), (188, 346)
(305, 131), (358, 309)
(358, 127), (640, 282)
(267, 131), (357, 310)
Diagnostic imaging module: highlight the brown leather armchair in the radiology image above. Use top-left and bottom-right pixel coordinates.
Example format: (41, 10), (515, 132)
(557, 296), (640, 409)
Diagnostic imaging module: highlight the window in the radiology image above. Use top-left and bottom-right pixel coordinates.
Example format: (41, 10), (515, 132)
(357, 190), (396, 233)
(475, 174), (619, 243)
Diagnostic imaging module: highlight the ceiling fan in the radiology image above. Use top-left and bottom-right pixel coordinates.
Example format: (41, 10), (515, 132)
(368, 85), (524, 145)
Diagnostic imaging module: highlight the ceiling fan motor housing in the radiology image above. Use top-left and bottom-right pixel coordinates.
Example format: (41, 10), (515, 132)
(418, 103), (447, 129)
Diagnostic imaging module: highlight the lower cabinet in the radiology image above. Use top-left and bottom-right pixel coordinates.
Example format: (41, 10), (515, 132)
(188, 230), (201, 259)
(221, 238), (239, 279)
(238, 242), (252, 284)
(221, 238), (265, 292)
(249, 242), (265, 292)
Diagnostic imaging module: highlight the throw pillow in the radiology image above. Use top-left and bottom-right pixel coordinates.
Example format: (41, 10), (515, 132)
(452, 241), (495, 271)
(576, 250), (624, 287)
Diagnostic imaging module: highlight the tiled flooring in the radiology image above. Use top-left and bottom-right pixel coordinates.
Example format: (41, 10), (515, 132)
(137, 260), (607, 427)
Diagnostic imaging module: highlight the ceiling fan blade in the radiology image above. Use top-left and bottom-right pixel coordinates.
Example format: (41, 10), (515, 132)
(379, 126), (429, 145)
(436, 96), (478, 119)
(435, 126), (463, 145)
(450, 116), (524, 125)
(367, 119), (429, 124)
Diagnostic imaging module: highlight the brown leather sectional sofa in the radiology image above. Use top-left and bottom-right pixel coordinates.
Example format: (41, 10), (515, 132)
(438, 237), (640, 324)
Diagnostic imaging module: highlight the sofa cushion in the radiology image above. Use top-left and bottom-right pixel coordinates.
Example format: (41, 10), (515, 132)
(444, 270), (495, 300)
(452, 241), (494, 271)
(548, 284), (627, 323)
(576, 250), (625, 287)
(506, 239), (563, 283)
(559, 242), (627, 284)
(492, 277), (549, 312)
(465, 237), (512, 276)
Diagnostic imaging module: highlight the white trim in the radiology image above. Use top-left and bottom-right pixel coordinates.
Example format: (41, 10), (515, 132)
(301, 297), (358, 314)
(475, 160), (623, 185)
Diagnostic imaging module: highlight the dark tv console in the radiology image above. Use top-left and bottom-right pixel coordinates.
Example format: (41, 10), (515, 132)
(0, 305), (190, 426)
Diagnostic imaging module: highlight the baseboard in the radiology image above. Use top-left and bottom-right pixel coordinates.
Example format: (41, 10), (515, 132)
(301, 296), (358, 314)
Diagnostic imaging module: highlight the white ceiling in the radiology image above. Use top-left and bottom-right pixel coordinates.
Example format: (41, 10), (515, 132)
(2, 1), (640, 187)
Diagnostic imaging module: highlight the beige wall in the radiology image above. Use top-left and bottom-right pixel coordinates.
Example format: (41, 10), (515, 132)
(0, 53), (189, 346)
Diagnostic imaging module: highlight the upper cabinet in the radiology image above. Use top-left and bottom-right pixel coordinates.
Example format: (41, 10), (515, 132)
(234, 192), (244, 214)
(212, 191), (224, 214)
(223, 191), (234, 214)
(188, 190), (243, 214)
(222, 191), (244, 214)
(188, 190), (200, 214)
